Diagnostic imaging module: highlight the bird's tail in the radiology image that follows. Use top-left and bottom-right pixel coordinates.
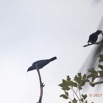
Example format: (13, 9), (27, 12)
(27, 67), (33, 72)
(49, 56), (57, 62)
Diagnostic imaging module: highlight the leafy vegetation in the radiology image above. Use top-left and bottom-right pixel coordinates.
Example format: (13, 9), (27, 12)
(59, 55), (103, 103)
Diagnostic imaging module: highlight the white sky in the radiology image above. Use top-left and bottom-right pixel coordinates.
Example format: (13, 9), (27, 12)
(0, 0), (103, 103)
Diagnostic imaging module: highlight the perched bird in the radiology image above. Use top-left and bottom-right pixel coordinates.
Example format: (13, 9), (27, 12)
(88, 30), (102, 44)
(27, 56), (57, 72)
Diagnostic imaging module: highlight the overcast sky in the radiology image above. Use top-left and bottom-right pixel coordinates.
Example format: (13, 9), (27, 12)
(0, 0), (103, 103)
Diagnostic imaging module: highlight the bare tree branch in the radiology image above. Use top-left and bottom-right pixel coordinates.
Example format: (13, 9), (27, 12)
(36, 65), (45, 103)
(90, 81), (103, 87)
(83, 40), (103, 47)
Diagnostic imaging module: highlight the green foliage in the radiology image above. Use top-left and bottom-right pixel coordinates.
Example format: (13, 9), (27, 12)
(60, 94), (68, 99)
(72, 98), (77, 103)
(59, 74), (89, 103)
(74, 73), (88, 89)
(98, 65), (103, 70)
(99, 55), (103, 63)
(80, 94), (87, 103)
(59, 55), (103, 103)
(87, 55), (103, 83)
(87, 68), (98, 82)
(81, 94), (87, 100)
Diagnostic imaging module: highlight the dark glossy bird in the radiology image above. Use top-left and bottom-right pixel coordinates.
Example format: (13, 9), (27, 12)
(88, 30), (102, 44)
(27, 56), (57, 72)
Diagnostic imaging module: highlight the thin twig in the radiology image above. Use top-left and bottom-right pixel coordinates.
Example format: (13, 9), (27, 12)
(36, 65), (45, 103)
(83, 42), (101, 47)
(90, 81), (103, 87)
(75, 88), (82, 102)
(71, 87), (81, 103)
(78, 89), (81, 101)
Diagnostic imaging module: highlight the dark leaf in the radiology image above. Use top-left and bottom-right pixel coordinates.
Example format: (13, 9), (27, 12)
(99, 55), (103, 62)
(67, 75), (71, 81)
(82, 94), (87, 100)
(98, 65), (103, 70)
(60, 94), (68, 99)
(98, 71), (103, 76)
(73, 82), (77, 87)
(83, 74), (87, 79)
(65, 91), (68, 96)
(72, 98), (77, 103)
(74, 75), (81, 84)
(78, 73), (82, 77)
(59, 83), (64, 87)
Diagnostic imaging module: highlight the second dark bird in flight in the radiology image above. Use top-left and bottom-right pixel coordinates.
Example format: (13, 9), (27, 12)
(27, 56), (57, 72)
(88, 30), (102, 44)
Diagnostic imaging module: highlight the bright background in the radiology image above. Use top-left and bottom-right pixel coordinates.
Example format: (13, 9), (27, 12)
(0, 0), (103, 103)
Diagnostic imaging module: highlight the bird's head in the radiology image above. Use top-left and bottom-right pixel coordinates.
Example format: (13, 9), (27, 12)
(97, 30), (102, 35)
